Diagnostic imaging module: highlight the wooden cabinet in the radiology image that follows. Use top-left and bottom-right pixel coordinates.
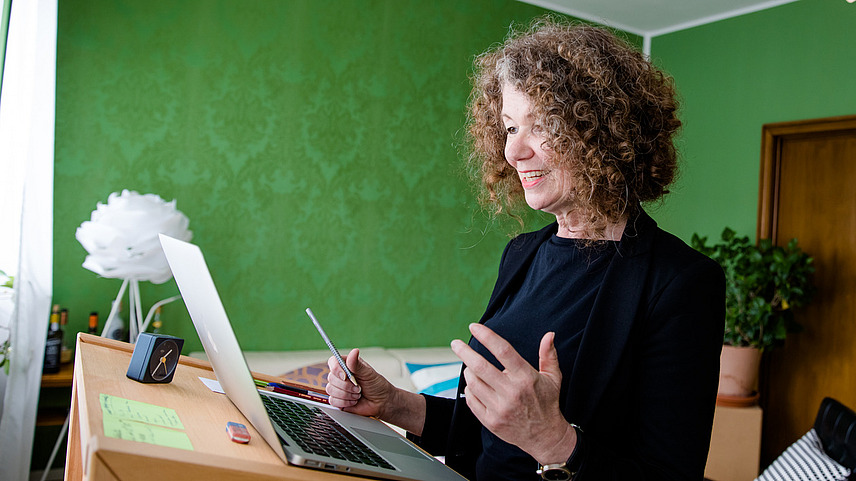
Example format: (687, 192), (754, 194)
(705, 405), (763, 481)
(33, 360), (74, 476)
(38, 362), (74, 425)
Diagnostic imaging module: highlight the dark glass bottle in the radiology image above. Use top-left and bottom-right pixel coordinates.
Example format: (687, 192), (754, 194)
(88, 312), (99, 335)
(60, 308), (72, 364)
(43, 304), (63, 374)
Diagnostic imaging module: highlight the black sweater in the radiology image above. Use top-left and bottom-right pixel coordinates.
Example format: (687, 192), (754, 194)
(411, 211), (725, 480)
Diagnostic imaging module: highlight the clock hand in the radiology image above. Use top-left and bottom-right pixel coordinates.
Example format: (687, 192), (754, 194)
(152, 359), (165, 376)
(158, 350), (174, 366)
(151, 349), (175, 377)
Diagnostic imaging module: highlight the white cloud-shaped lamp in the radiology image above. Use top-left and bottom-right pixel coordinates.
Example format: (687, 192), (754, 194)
(76, 190), (192, 342)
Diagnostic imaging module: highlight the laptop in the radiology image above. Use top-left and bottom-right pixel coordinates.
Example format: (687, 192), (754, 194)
(159, 234), (466, 481)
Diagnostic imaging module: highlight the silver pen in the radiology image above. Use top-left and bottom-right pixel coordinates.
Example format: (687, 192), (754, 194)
(305, 308), (359, 387)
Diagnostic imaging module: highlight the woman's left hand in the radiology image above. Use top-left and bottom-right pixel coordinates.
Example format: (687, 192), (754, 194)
(451, 323), (577, 465)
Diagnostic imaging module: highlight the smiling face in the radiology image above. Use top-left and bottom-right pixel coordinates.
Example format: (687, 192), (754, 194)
(501, 85), (575, 220)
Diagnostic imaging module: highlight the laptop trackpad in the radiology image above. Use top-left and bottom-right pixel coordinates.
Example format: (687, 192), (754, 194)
(352, 428), (427, 459)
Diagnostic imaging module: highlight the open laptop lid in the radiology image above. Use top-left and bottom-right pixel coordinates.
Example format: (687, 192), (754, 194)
(158, 233), (289, 464)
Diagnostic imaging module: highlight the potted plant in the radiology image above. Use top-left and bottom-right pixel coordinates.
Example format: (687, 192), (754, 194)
(691, 228), (815, 402)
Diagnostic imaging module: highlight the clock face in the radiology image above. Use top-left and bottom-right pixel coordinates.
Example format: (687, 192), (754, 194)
(148, 339), (180, 382)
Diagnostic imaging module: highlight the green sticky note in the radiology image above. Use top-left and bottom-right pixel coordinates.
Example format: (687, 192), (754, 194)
(102, 413), (193, 450)
(99, 394), (192, 450)
(99, 393), (184, 429)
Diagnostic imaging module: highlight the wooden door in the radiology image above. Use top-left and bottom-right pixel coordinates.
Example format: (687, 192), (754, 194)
(757, 115), (856, 466)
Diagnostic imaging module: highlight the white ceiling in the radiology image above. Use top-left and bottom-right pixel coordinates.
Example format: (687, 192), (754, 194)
(520, 0), (800, 38)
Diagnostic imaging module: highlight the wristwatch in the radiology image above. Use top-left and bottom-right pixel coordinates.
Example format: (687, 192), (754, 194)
(536, 424), (582, 480)
(536, 462), (574, 480)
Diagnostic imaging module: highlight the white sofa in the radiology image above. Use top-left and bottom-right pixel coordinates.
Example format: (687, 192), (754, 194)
(189, 346), (460, 393)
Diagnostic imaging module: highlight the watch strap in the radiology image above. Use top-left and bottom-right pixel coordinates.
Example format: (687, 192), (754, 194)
(537, 424), (583, 480)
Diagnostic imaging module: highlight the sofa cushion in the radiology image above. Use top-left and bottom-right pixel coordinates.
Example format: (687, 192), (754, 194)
(405, 361), (462, 398)
(280, 361), (329, 390)
(756, 429), (851, 481)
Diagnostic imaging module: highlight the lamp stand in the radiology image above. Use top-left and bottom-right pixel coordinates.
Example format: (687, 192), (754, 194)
(100, 278), (180, 343)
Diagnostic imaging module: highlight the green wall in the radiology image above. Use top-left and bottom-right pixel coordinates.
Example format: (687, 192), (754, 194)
(54, 0), (590, 353)
(57, 0), (850, 355)
(650, 0), (856, 242)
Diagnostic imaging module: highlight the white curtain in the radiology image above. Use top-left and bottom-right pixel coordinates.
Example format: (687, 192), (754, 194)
(0, 0), (57, 479)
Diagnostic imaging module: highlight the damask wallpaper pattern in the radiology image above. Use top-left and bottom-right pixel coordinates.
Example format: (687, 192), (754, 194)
(54, 0), (561, 351)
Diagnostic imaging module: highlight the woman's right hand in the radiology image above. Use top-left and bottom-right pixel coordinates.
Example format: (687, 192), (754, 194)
(326, 348), (395, 418)
(326, 348), (428, 436)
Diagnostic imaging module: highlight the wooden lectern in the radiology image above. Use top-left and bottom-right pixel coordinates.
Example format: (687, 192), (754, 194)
(65, 333), (361, 480)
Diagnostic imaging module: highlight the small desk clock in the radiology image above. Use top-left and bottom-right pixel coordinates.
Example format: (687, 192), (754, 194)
(126, 333), (184, 383)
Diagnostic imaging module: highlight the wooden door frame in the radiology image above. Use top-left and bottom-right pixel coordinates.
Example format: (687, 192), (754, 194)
(756, 113), (856, 465)
(757, 114), (856, 242)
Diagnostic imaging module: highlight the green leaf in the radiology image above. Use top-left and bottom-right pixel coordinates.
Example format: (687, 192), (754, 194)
(690, 227), (815, 350)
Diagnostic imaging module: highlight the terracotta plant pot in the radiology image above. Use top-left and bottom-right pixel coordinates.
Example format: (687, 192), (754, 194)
(718, 345), (762, 401)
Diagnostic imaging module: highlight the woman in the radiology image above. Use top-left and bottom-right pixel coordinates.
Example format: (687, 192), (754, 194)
(326, 19), (725, 480)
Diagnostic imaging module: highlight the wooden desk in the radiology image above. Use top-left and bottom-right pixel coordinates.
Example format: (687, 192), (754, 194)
(65, 333), (359, 480)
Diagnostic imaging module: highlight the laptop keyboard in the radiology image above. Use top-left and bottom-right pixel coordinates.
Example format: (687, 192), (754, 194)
(261, 394), (395, 470)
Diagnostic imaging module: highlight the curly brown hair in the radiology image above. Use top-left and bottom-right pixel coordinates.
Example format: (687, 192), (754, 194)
(467, 18), (681, 236)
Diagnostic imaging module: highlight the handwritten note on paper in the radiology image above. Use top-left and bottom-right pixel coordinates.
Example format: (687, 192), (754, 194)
(99, 394), (193, 450)
(102, 414), (194, 450)
(99, 393), (185, 429)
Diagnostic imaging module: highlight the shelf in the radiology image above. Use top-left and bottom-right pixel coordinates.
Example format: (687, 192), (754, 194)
(41, 362), (74, 388)
(39, 361), (74, 427)
(36, 407), (69, 427)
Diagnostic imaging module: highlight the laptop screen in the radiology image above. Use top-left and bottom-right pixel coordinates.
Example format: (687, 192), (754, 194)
(159, 234), (289, 464)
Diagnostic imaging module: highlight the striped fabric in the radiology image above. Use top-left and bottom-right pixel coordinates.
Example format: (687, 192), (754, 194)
(756, 429), (851, 481)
